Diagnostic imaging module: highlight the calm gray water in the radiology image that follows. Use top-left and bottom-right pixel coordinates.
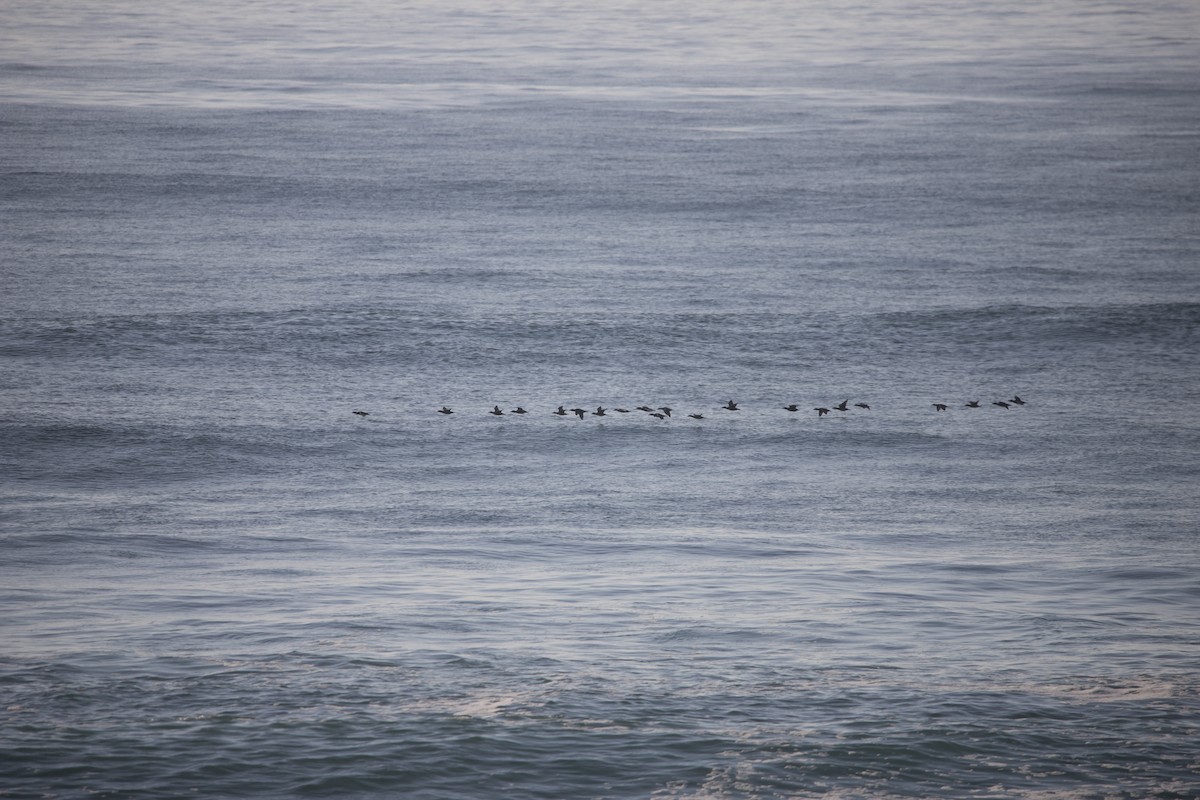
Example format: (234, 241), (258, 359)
(3, 1), (1199, 797)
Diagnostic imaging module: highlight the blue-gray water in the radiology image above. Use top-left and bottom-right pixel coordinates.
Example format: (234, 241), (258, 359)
(3, 1), (1199, 797)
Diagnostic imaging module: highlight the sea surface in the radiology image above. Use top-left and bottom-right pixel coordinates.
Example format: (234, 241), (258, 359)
(3, 1), (1200, 797)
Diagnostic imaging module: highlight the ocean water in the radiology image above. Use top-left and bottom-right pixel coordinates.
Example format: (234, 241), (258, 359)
(3, 1), (1200, 797)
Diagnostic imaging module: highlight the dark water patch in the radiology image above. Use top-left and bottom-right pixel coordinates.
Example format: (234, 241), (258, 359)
(0, 62), (56, 73)
(3, 688), (1194, 799)
(1, 420), (353, 487)
(866, 301), (1200, 353)
(1102, 567), (1193, 582)
(1, 529), (217, 554)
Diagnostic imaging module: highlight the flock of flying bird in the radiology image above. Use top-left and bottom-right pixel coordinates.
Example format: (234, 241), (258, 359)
(351, 396), (1027, 419)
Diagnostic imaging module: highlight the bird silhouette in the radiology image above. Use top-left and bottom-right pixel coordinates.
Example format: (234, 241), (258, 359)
(399, 392), (1032, 425)
(352, 410), (369, 417)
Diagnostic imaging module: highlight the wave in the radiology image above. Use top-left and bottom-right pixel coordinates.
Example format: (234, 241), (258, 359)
(0, 421), (339, 487)
(2, 529), (218, 554)
(6, 300), (1194, 361)
(866, 301), (1200, 345)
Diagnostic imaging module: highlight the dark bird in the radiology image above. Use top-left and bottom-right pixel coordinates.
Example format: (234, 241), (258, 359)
(993, 401), (1011, 409)
(688, 413), (704, 419)
(933, 403), (948, 411)
(437, 407), (453, 415)
(834, 400), (849, 411)
(593, 407), (607, 416)
(965, 400), (980, 408)
(815, 407), (830, 416)
(783, 404), (799, 412)
(572, 408), (587, 419)
(723, 400), (739, 411)
(352, 410), (369, 417)
(658, 407), (672, 417)
(490, 405), (504, 415)
(649, 412), (666, 419)
(554, 406), (568, 416)
(854, 403), (870, 410)
(511, 407), (527, 414)
(636, 406), (654, 412)
(1011, 395), (1026, 405)
(614, 408), (631, 413)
